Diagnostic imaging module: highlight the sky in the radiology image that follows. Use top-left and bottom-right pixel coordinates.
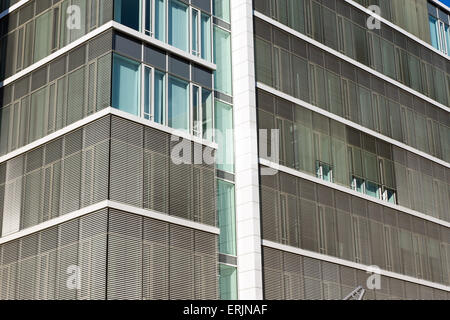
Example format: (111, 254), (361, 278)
(438, 0), (450, 7)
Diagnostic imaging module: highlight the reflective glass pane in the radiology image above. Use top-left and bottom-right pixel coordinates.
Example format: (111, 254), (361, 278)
(112, 54), (141, 116)
(168, 76), (189, 131)
(169, 0), (189, 51)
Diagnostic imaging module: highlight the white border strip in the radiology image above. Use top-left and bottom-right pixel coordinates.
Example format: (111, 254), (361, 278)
(346, 0), (450, 61)
(0, 107), (218, 164)
(260, 158), (450, 228)
(262, 240), (450, 292)
(253, 11), (450, 114)
(257, 82), (450, 169)
(0, 22), (216, 88)
(0, 0), (29, 20)
(0, 200), (219, 245)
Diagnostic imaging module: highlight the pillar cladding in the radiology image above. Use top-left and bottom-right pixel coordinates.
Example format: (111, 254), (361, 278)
(230, 0), (263, 300)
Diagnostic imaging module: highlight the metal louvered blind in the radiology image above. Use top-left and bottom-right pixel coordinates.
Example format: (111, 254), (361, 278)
(109, 117), (143, 207)
(107, 210), (143, 300)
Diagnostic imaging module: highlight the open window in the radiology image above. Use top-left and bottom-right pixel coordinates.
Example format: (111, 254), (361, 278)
(316, 161), (333, 182)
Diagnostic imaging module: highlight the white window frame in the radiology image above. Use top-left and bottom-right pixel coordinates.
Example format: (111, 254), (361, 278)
(142, 0), (156, 37)
(141, 64), (155, 121)
(191, 7), (201, 57)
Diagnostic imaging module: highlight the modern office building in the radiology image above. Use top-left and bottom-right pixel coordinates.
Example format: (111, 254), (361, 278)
(0, 0), (448, 300)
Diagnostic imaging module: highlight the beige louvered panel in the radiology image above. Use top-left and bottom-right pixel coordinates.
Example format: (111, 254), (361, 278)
(100, 0), (114, 24)
(321, 261), (340, 300)
(282, 252), (304, 300)
(194, 231), (218, 299)
(169, 160), (193, 221)
(107, 210), (142, 300)
(304, 257), (324, 300)
(66, 67), (85, 125)
(169, 225), (194, 300)
(286, 195), (299, 248)
(262, 247), (283, 299)
(38, 226), (58, 300)
(143, 151), (169, 213)
(22, 170), (43, 229)
(339, 265), (356, 298)
(87, 62), (96, 116)
(419, 285), (434, 300)
(143, 218), (169, 300)
(404, 281), (420, 300)
(1, 240), (20, 299)
(300, 198), (318, 252)
(389, 277), (405, 299)
(110, 117), (143, 208)
(88, 31), (113, 61)
(261, 186), (280, 242)
(79, 210), (108, 300)
(199, 168), (216, 226)
(17, 234), (39, 300)
(2, 156), (24, 236)
(96, 53), (112, 111)
(57, 219), (79, 300)
(61, 152), (82, 215)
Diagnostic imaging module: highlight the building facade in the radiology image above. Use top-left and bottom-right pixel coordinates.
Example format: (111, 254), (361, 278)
(0, 0), (448, 300)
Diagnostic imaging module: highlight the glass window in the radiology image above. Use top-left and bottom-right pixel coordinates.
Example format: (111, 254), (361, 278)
(192, 9), (199, 56)
(383, 188), (396, 204)
(168, 76), (189, 131)
(352, 176), (364, 193)
(202, 88), (213, 141)
(192, 85), (201, 137)
(112, 54), (141, 116)
(215, 100), (234, 173)
(316, 161), (333, 182)
(155, 0), (166, 41)
(144, 0), (152, 35)
(429, 15), (439, 49)
(144, 66), (152, 120)
(365, 181), (380, 199)
(34, 11), (52, 63)
(214, 26), (233, 95)
(214, 0), (230, 23)
(154, 70), (165, 124)
(169, 0), (189, 51)
(217, 180), (236, 255)
(219, 264), (237, 300)
(201, 13), (212, 61)
(114, 0), (141, 31)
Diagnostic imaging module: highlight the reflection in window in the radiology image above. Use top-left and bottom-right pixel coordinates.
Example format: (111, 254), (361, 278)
(219, 264), (237, 300)
(155, 0), (166, 41)
(192, 85), (201, 137)
(154, 70), (166, 124)
(215, 100), (234, 173)
(201, 13), (212, 61)
(214, 26), (232, 95)
(202, 88), (213, 141)
(144, 0), (153, 36)
(168, 76), (189, 131)
(112, 54), (141, 116)
(114, 0), (141, 31)
(192, 8), (200, 56)
(143, 66), (152, 120)
(169, 0), (189, 52)
(217, 180), (236, 256)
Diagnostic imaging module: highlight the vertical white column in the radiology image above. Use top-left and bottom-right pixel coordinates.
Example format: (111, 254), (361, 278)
(230, 0), (263, 300)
